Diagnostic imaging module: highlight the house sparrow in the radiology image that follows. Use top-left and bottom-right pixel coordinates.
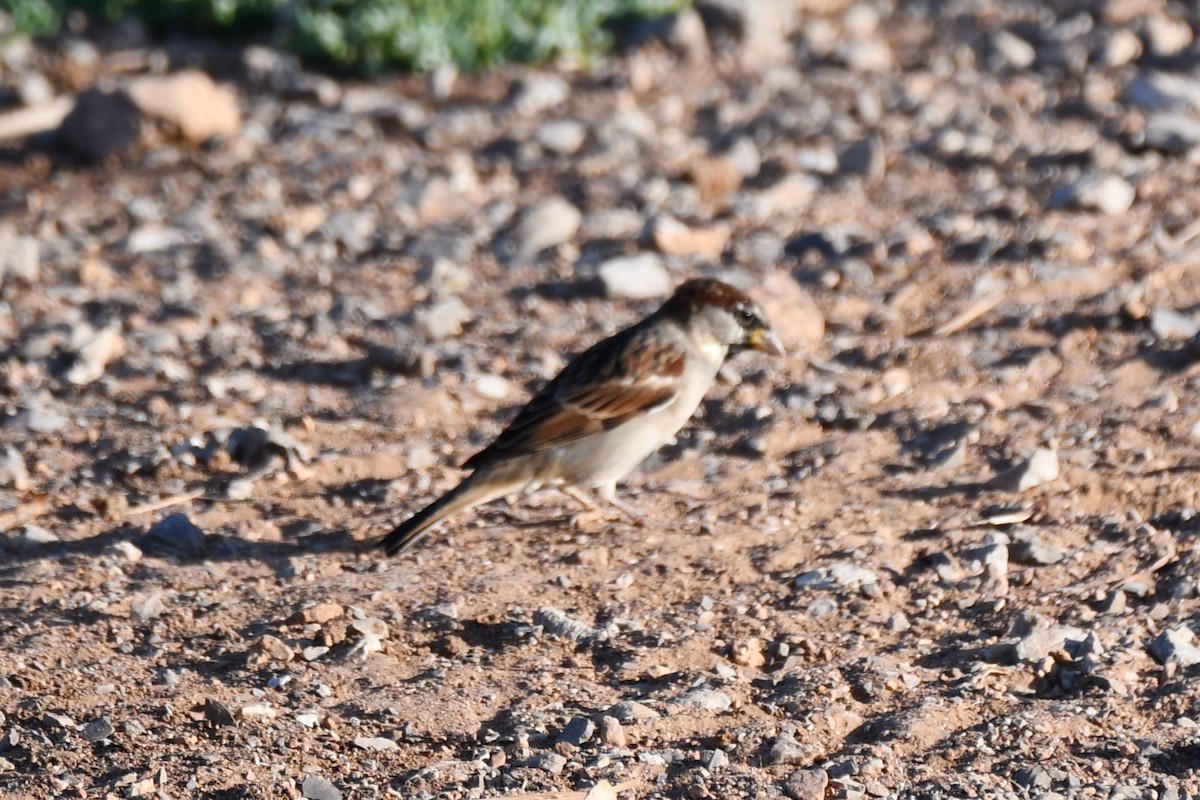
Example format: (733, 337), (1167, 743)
(380, 278), (785, 556)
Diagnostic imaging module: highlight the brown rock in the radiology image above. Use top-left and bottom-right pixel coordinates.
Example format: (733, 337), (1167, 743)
(286, 602), (345, 626)
(784, 768), (829, 800)
(597, 715), (626, 748)
(652, 216), (731, 259)
(250, 634), (294, 666)
(126, 70), (241, 144)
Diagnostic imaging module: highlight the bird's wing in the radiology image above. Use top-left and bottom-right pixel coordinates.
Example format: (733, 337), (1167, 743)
(463, 325), (686, 470)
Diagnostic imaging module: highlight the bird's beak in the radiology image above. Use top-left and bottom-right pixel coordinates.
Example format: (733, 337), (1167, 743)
(749, 328), (786, 357)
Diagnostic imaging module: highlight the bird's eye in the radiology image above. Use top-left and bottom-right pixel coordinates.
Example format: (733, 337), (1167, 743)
(735, 305), (757, 327)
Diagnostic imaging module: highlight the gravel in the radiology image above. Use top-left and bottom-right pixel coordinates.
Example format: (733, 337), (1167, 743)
(4, 3), (1200, 797)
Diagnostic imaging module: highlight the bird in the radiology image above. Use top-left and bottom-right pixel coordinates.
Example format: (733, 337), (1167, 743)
(379, 277), (785, 556)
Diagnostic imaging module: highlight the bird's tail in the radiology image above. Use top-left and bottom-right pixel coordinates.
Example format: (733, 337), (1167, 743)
(379, 472), (522, 556)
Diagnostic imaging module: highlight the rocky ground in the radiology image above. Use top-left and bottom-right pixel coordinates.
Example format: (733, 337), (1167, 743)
(3, 0), (1200, 797)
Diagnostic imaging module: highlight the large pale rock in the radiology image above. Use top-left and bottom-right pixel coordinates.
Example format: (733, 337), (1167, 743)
(126, 70), (241, 143)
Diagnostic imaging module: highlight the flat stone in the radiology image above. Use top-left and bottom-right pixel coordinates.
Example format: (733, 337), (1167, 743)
(511, 196), (581, 256)
(354, 736), (398, 751)
(11, 525), (58, 550)
(126, 70), (241, 143)
(302, 776), (343, 800)
(349, 617), (389, 640)
(668, 687), (732, 712)
(1047, 174), (1135, 215)
(607, 700), (660, 722)
(286, 603), (345, 625)
(130, 593), (166, 622)
(1150, 626), (1200, 668)
(557, 715), (595, 747)
(81, 718), (114, 743)
(989, 448), (1060, 493)
(598, 253), (672, 300)
(535, 119), (586, 155)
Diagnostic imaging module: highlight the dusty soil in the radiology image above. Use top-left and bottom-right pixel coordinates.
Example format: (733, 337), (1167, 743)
(3, 1), (1200, 798)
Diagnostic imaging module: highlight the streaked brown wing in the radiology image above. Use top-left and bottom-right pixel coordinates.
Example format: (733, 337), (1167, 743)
(463, 323), (685, 471)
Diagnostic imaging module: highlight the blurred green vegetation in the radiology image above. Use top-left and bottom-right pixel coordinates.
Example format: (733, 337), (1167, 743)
(0, 0), (687, 72)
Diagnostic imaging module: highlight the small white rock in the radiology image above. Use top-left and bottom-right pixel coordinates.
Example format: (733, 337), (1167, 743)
(598, 254), (672, 300)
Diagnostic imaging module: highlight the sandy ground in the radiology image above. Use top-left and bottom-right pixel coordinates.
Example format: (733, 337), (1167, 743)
(3, 1), (1200, 798)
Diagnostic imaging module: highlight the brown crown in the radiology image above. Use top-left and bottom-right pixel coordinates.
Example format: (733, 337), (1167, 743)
(659, 278), (753, 320)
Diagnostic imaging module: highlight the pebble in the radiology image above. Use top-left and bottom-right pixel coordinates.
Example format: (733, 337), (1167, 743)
(991, 30), (1035, 69)
(668, 687), (732, 713)
(652, 216), (730, 259)
(510, 196), (581, 256)
(509, 74), (569, 116)
(767, 734), (807, 765)
(558, 715), (595, 747)
(529, 752), (568, 774)
(1009, 531), (1064, 565)
(301, 776), (343, 800)
(81, 718), (114, 743)
(0, 234), (38, 283)
(705, 748), (730, 770)
(348, 617), (388, 640)
(1047, 174), (1135, 215)
(1149, 308), (1200, 341)
(607, 700), (660, 722)
(535, 119), (587, 155)
(598, 253), (672, 300)
(11, 525), (58, 550)
(44, 712), (77, 730)
(103, 541), (143, 563)
(598, 715), (626, 748)
(66, 324), (125, 385)
(354, 736), (398, 751)
(203, 699), (237, 727)
(125, 70), (241, 143)
(286, 603), (345, 625)
(838, 136), (885, 181)
(142, 514), (206, 554)
(253, 634), (294, 662)
(1126, 71), (1200, 113)
(131, 593), (167, 622)
(989, 448), (1060, 493)
(1013, 623), (1091, 665)
(302, 646), (329, 662)
(60, 87), (142, 159)
(583, 209), (645, 240)
(784, 768), (829, 800)
(1149, 627), (1200, 669)
(1143, 112), (1200, 153)
(534, 606), (608, 643)
(415, 297), (471, 340)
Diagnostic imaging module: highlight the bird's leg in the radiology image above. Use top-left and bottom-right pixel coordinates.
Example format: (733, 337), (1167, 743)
(560, 486), (610, 529)
(595, 483), (647, 527)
